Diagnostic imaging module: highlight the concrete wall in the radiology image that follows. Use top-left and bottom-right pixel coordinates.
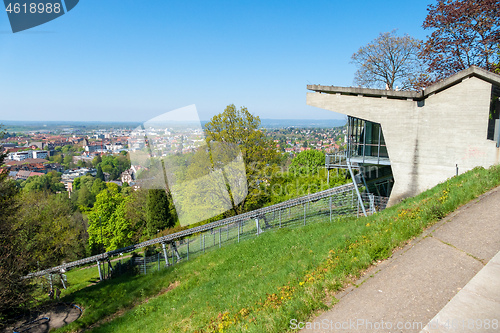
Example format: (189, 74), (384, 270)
(307, 77), (500, 205)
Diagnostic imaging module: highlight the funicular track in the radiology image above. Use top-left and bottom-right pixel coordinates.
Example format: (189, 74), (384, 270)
(25, 182), (385, 279)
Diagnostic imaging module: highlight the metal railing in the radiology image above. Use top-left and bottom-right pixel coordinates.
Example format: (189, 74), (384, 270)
(25, 182), (386, 279)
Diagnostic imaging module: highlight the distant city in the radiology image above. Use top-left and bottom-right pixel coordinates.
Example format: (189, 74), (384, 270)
(0, 118), (347, 193)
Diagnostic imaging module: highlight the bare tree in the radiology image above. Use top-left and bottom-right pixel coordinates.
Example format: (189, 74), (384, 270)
(351, 30), (424, 91)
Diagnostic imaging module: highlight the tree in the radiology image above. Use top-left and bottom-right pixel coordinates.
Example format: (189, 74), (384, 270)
(146, 189), (175, 238)
(52, 154), (63, 164)
(87, 184), (126, 252)
(289, 150), (325, 175)
(62, 145), (72, 153)
(204, 104), (278, 215)
(205, 104), (278, 167)
(351, 30), (424, 90)
(96, 164), (105, 181)
(92, 154), (102, 167)
(77, 185), (95, 208)
(0, 139), (32, 320)
(74, 175), (95, 191)
(100, 154), (130, 180)
(421, 0), (500, 80)
(91, 178), (106, 196)
(63, 153), (74, 168)
(16, 191), (88, 268)
(123, 189), (148, 244)
(496, 48), (500, 73)
(21, 172), (65, 193)
(76, 160), (90, 168)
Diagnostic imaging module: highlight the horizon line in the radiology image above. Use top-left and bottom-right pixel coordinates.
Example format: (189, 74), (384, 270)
(1, 118), (347, 124)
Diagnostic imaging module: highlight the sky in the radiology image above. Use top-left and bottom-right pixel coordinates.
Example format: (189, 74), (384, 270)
(0, 0), (434, 122)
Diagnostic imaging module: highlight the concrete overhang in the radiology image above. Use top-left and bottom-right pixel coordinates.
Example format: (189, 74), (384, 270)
(307, 85), (422, 100)
(307, 66), (500, 101)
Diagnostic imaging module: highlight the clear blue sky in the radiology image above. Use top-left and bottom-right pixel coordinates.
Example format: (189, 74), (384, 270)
(0, 0), (433, 122)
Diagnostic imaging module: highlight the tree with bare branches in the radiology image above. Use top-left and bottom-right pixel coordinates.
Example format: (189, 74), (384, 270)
(351, 30), (424, 91)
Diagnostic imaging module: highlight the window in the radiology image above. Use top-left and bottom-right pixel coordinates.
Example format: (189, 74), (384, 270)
(487, 85), (500, 142)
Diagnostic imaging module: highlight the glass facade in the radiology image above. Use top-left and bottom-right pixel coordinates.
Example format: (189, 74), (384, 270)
(347, 116), (389, 164)
(487, 85), (500, 144)
(345, 116), (393, 198)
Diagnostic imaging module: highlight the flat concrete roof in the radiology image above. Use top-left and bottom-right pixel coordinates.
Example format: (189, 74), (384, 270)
(307, 66), (500, 101)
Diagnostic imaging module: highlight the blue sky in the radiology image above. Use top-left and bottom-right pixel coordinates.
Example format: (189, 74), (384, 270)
(0, 0), (433, 122)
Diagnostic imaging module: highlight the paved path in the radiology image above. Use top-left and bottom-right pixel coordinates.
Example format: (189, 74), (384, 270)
(300, 186), (500, 333)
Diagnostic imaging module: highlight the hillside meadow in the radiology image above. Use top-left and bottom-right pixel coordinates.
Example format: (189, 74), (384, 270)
(49, 165), (500, 332)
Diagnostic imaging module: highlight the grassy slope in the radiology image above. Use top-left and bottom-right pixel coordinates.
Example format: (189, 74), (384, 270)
(55, 165), (500, 333)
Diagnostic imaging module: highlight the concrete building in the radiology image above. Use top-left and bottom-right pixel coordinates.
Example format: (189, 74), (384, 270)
(7, 150), (48, 161)
(60, 167), (97, 193)
(7, 151), (29, 161)
(32, 150), (49, 159)
(307, 66), (500, 205)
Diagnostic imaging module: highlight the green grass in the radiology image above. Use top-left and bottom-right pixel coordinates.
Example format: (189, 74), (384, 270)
(53, 165), (500, 333)
(64, 265), (101, 293)
(28, 263), (101, 305)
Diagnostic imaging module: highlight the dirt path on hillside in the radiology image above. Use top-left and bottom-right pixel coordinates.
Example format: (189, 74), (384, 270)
(1, 303), (81, 333)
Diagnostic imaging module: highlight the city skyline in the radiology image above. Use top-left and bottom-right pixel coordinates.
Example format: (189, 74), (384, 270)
(1, 0), (432, 122)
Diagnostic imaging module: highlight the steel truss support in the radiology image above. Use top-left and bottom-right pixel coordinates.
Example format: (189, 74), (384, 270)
(257, 214), (271, 229)
(171, 242), (181, 262)
(106, 258), (113, 277)
(255, 218), (262, 235)
(162, 243), (170, 267)
(97, 260), (103, 281)
(59, 273), (66, 289)
(347, 161), (367, 217)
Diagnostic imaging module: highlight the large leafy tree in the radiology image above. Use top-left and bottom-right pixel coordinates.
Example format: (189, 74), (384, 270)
(123, 189), (148, 244)
(71, 175), (97, 209)
(204, 104), (278, 215)
(351, 30), (424, 90)
(0, 139), (32, 320)
(100, 154), (131, 180)
(289, 150), (325, 175)
(87, 183), (126, 253)
(146, 189), (175, 238)
(20, 171), (65, 193)
(205, 105), (277, 167)
(87, 185), (153, 251)
(421, 0), (500, 80)
(16, 191), (88, 268)
(96, 164), (105, 181)
(76, 185), (95, 209)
